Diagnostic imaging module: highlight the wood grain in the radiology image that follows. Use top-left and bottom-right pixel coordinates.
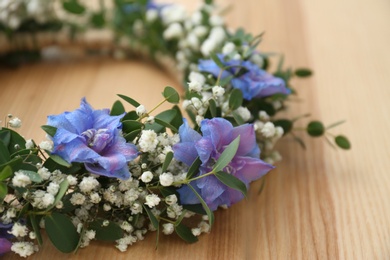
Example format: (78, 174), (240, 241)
(1, 0), (390, 259)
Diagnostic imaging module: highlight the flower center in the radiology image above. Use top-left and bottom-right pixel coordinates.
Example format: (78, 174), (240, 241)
(81, 129), (113, 153)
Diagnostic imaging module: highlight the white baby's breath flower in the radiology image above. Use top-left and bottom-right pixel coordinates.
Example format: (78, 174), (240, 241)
(41, 193), (55, 208)
(39, 140), (53, 151)
(90, 192), (101, 204)
(193, 25), (208, 38)
(47, 182), (59, 195)
(67, 175), (78, 186)
(191, 227), (201, 236)
(159, 172), (174, 186)
(212, 86), (225, 97)
(145, 194), (161, 208)
(103, 204), (111, 211)
(163, 23), (183, 40)
(9, 117), (21, 128)
(146, 9), (158, 22)
(12, 171), (31, 187)
(234, 107), (251, 122)
(146, 116), (155, 124)
(136, 105), (147, 116)
(85, 230), (96, 240)
(25, 139), (34, 149)
(79, 176), (99, 193)
(138, 130), (158, 153)
(9, 223), (28, 237)
(222, 42), (235, 55)
(165, 194), (178, 205)
(140, 171), (153, 183)
(11, 241), (37, 258)
(70, 193), (86, 205)
(210, 15), (224, 26)
(259, 111), (270, 121)
(29, 231), (36, 240)
(275, 126), (284, 138)
(261, 122), (276, 138)
(161, 5), (186, 24)
(162, 223), (174, 235)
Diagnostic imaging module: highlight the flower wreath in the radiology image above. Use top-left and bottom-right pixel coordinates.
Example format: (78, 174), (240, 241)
(0, 0), (350, 258)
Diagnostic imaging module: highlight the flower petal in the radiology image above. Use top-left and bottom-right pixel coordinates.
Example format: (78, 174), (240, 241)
(0, 238), (12, 255)
(233, 156), (274, 183)
(231, 124), (260, 157)
(173, 142), (198, 166)
(178, 118), (201, 143)
(200, 118), (233, 150)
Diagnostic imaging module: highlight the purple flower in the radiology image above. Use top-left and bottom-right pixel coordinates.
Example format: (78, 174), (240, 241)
(173, 118), (274, 210)
(47, 98), (138, 180)
(0, 223), (13, 256)
(198, 54), (290, 100)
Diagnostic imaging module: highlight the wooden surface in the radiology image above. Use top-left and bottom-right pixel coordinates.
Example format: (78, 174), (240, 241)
(1, 0), (390, 259)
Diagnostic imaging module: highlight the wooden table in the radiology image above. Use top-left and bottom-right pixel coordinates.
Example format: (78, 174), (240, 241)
(1, 0), (390, 259)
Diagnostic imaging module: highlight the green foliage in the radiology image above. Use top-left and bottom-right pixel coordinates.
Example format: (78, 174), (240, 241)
(47, 179), (69, 211)
(188, 184), (214, 226)
(49, 155), (71, 168)
(45, 213), (80, 253)
(90, 12), (105, 28)
(163, 86), (180, 104)
(186, 157), (202, 179)
(0, 182), (7, 202)
(21, 170), (42, 183)
(143, 205), (159, 229)
(110, 100), (126, 116)
(118, 94), (141, 108)
(0, 128), (27, 154)
(62, 0), (86, 15)
(307, 121), (325, 137)
(215, 171), (247, 197)
(122, 120), (143, 134)
(295, 68), (312, 77)
(210, 53), (224, 68)
(335, 135), (351, 150)
(89, 219), (124, 241)
(273, 119), (293, 135)
(0, 165), (12, 181)
(229, 89), (243, 111)
(41, 125), (57, 137)
(175, 223), (198, 243)
(145, 109), (177, 133)
(213, 136), (240, 173)
(29, 214), (43, 246)
(161, 151), (173, 173)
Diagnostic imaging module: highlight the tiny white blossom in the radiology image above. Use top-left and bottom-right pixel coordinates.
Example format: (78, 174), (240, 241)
(192, 227), (201, 236)
(146, 9), (158, 22)
(198, 221), (211, 233)
(254, 121), (264, 131)
(162, 223), (174, 235)
(233, 53), (242, 60)
(103, 203), (111, 211)
(250, 53), (264, 68)
(261, 122), (276, 138)
(67, 175), (78, 186)
(9, 117), (21, 128)
(29, 231), (36, 240)
(186, 33), (199, 49)
(191, 97), (202, 110)
(79, 176), (99, 193)
(188, 81), (203, 93)
(25, 139), (34, 149)
(191, 11), (202, 25)
(210, 15), (224, 26)
(159, 172), (174, 186)
(259, 111), (270, 121)
(140, 171), (153, 183)
(39, 140), (53, 152)
(275, 126), (284, 138)
(138, 130), (158, 153)
(11, 242), (37, 258)
(146, 116), (155, 124)
(161, 5), (186, 24)
(189, 71), (206, 84)
(47, 182), (59, 195)
(222, 42), (235, 55)
(212, 86), (225, 97)
(163, 23), (183, 40)
(131, 202), (143, 214)
(12, 171), (31, 187)
(136, 105), (147, 116)
(234, 107), (251, 122)
(70, 193), (86, 205)
(85, 230), (96, 240)
(193, 25), (208, 37)
(41, 193), (55, 208)
(165, 194), (178, 205)
(145, 194), (161, 208)
(9, 223), (28, 237)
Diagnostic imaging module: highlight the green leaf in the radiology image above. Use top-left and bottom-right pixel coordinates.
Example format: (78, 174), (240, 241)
(47, 179), (69, 211)
(187, 184), (214, 226)
(175, 223), (198, 243)
(62, 0), (86, 15)
(326, 120), (346, 130)
(219, 75), (233, 87)
(213, 136), (240, 173)
(210, 53), (224, 68)
(229, 89), (243, 111)
(89, 219), (124, 241)
(273, 119), (293, 135)
(143, 205), (159, 229)
(50, 155), (71, 168)
(118, 94), (141, 108)
(163, 86), (180, 104)
(0, 141), (10, 164)
(20, 170), (42, 183)
(124, 129), (142, 142)
(45, 213), (80, 253)
(154, 118), (178, 133)
(29, 214), (43, 246)
(307, 121), (325, 137)
(335, 135), (351, 150)
(182, 204), (206, 215)
(186, 157), (201, 179)
(110, 100), (126, 116)
(145, 109), (177, 133)
(215, 171), (247, 197)
(159, 187), (176, 198)
(0, 182), (7, 202)
(295, 68), (312, 77)
(41, 125), (57, 137)
(90, 12), (105, 28)
(170, 106), (183, 130)
(0, 165), (12, 181)
(122, 111), (139, 121)
(43, 157), (81, 174)
(161, 151), (173, 173)
(208, 99), (217, 118)
(122, 120), (143, 133)
(232, 111), (245, 125)
(291, 133), (306, 150)
(0, 131), (11, 147)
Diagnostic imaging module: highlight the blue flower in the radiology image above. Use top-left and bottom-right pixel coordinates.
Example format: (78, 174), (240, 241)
(173, 118), (274, 211)
(198, 54), (290, 100)
(47, 98), (138, 180)
(0, 223), (13, 256)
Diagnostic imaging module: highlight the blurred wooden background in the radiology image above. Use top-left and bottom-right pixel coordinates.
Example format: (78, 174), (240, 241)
(1, 0), (390, 259)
